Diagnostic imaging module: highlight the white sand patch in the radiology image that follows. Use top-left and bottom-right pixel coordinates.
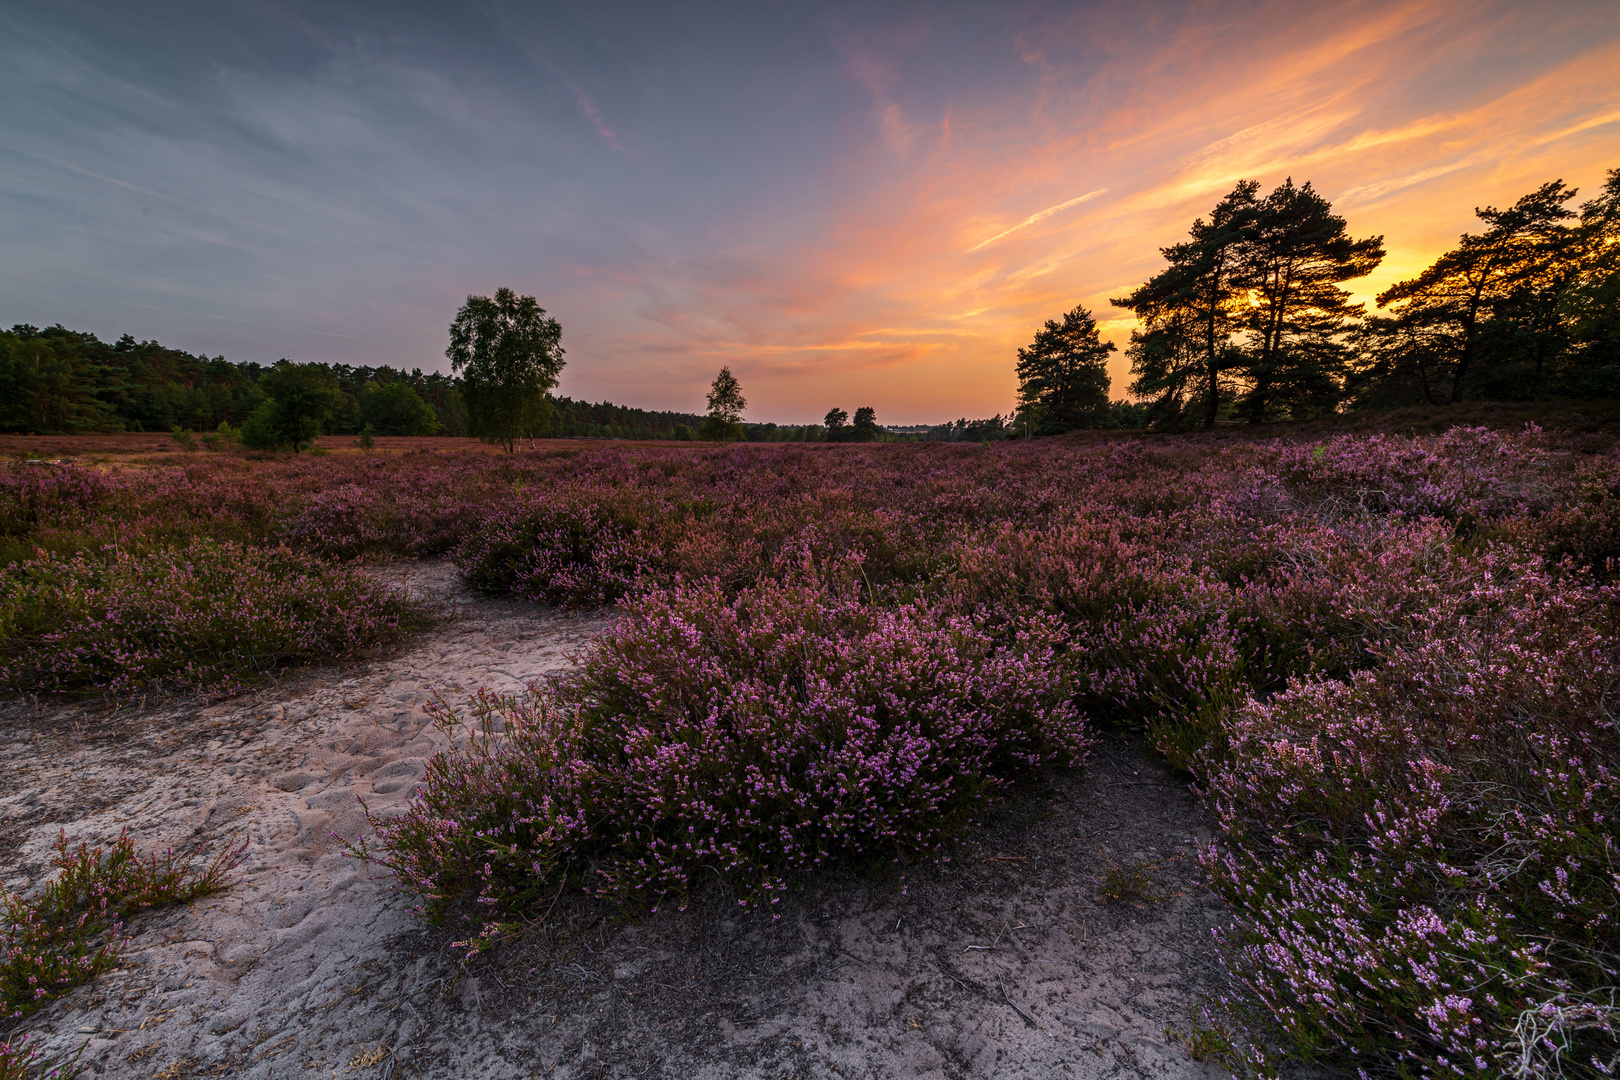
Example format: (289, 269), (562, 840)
(2, 561), (1262, 1078)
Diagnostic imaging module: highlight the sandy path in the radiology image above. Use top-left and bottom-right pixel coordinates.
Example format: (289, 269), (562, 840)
(3, 561), (1246, 1079)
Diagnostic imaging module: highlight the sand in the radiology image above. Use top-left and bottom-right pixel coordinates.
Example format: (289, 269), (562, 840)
(2, 560), (1247, 1079)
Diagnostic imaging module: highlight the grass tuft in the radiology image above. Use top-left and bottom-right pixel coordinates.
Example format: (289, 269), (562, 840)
(2, 830), (247, 1021)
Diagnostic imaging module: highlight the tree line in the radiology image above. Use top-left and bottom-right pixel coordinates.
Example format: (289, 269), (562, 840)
(18, 162), (1611, 449)
(0, 320), (902, 447)
(0, 322), (468, 440)
(0, 315), (719, 445)
(1014, 167), (1620, 433)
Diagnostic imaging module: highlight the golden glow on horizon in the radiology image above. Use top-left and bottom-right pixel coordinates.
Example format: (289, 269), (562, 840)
(561, 1), (1620, 424)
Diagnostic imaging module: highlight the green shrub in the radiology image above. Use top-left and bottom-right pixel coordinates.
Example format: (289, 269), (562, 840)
(0, 539), (431, 693)
(3, 829), (245, 1020)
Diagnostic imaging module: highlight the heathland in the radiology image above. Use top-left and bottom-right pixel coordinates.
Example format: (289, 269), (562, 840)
(2, 408), (1618, 1078)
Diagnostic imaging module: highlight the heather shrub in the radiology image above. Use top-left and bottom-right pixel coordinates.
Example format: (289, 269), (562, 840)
(3, 829), (245, 1020)
(311, 430), (1620, 1073)
(0, 540), (430, 693)
(446, 448), (961, 605)
(946, 511), (1411, 768)
(0, 1033), (76, 1080)
(1199, 558), (1620, 1078)
(17, 429), (1617, 1075)
(452, 489), (668, 605)
(1514, 454), (1620, 579)
(1271, 425), (1556, 524)
(362, 569), (1087, 943)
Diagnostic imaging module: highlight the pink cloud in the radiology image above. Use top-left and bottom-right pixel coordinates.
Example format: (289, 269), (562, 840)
(553, 0), (1620, 424)
(570, 83), (626, 156)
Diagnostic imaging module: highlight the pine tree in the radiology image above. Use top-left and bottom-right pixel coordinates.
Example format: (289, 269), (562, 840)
(1237, 179), (1383, 422)
(1562, 168), (1620, 395)
(1014, 304), (1115, 434)
(1372, 181), (1577, 403)
(1113, 181), (1259, 429)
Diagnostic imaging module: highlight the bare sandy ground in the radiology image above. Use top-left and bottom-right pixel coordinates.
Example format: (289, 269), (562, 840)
(3, 561), (1240, 1079)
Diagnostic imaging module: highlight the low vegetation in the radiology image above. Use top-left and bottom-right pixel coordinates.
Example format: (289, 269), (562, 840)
(0, 830), (246, 1076)
(2, 420), (1617, 1076)
(2, 831), (245, 1022)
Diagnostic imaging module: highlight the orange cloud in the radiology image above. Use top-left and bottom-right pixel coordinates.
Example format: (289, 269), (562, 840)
(562, 0), (1620, 424)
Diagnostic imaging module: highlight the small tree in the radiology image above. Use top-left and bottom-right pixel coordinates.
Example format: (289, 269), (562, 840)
(447, 288), (565, 453)
(1015, 304), (1116, 434)
(241, 361), (344, 452)
(852, 406), (881, 441)
(360, 380), (442, 436)
(700, 366), (747, 442)
(823, 406), (849, 442)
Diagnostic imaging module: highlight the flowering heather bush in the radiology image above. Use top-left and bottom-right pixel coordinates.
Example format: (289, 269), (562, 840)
(1200, 558), (1620, 1078)
(1513, 453), (1620, 580)
(0, 1033), (77, 1080)
(0, 540), (428, 694)
(1267, 425), (1557, 524)
(452, 488), (669, 606)
(2, 829), (245, 1021)
(362, 568), (1086, 944)
(10, 428), (1618, 1075)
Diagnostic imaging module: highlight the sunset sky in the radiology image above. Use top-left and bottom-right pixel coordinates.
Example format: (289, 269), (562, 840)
(3, 0), (1618, 424)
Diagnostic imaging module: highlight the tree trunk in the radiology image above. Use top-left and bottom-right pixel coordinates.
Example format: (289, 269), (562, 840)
(1452, 282), (1486, 404)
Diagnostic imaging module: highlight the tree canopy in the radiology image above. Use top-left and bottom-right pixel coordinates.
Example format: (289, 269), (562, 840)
(360, 380), (442, 436)
(1015, 304), (1116, 434)
(1096, 168), (1620, 428)
(447, 287), (565, 453)
(1236, 178), (1384, 422)
(700, 366), (747, 442)
(1372, 181), (1579, 404)
(241, 362), (345, 452)
(1113, 181), (1259, 430)
(852, 406), (880, 441)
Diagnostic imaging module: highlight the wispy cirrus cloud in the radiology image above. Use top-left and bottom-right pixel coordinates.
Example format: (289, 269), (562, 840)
(554, 1), (1620, 422)
(570, 83), (627, 156)
(966, 189), (1107, 252)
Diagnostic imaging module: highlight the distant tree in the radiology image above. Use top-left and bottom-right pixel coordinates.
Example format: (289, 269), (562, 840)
(447, 288), (565, 453)
(852, 406), (880, 441)
(1236, 178), (1384, 422)
(1014, 304), (1116, 435)
(1106, 400), (1150, 429)
(923, 416), (1009, 442)
(960, 415), (1009, 441)
(360, 380), (442, 436)
(699, 366), (747, 442)
(1113, 181), (1260, 428)
(241, 361), (344, 452)
(0, 327), (120, 433)
(1372, 181), (1578, 404)
(823, 407), (849, 442)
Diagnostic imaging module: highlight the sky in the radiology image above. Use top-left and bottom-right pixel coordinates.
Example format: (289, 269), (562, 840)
(3, 0), (1618, 425)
